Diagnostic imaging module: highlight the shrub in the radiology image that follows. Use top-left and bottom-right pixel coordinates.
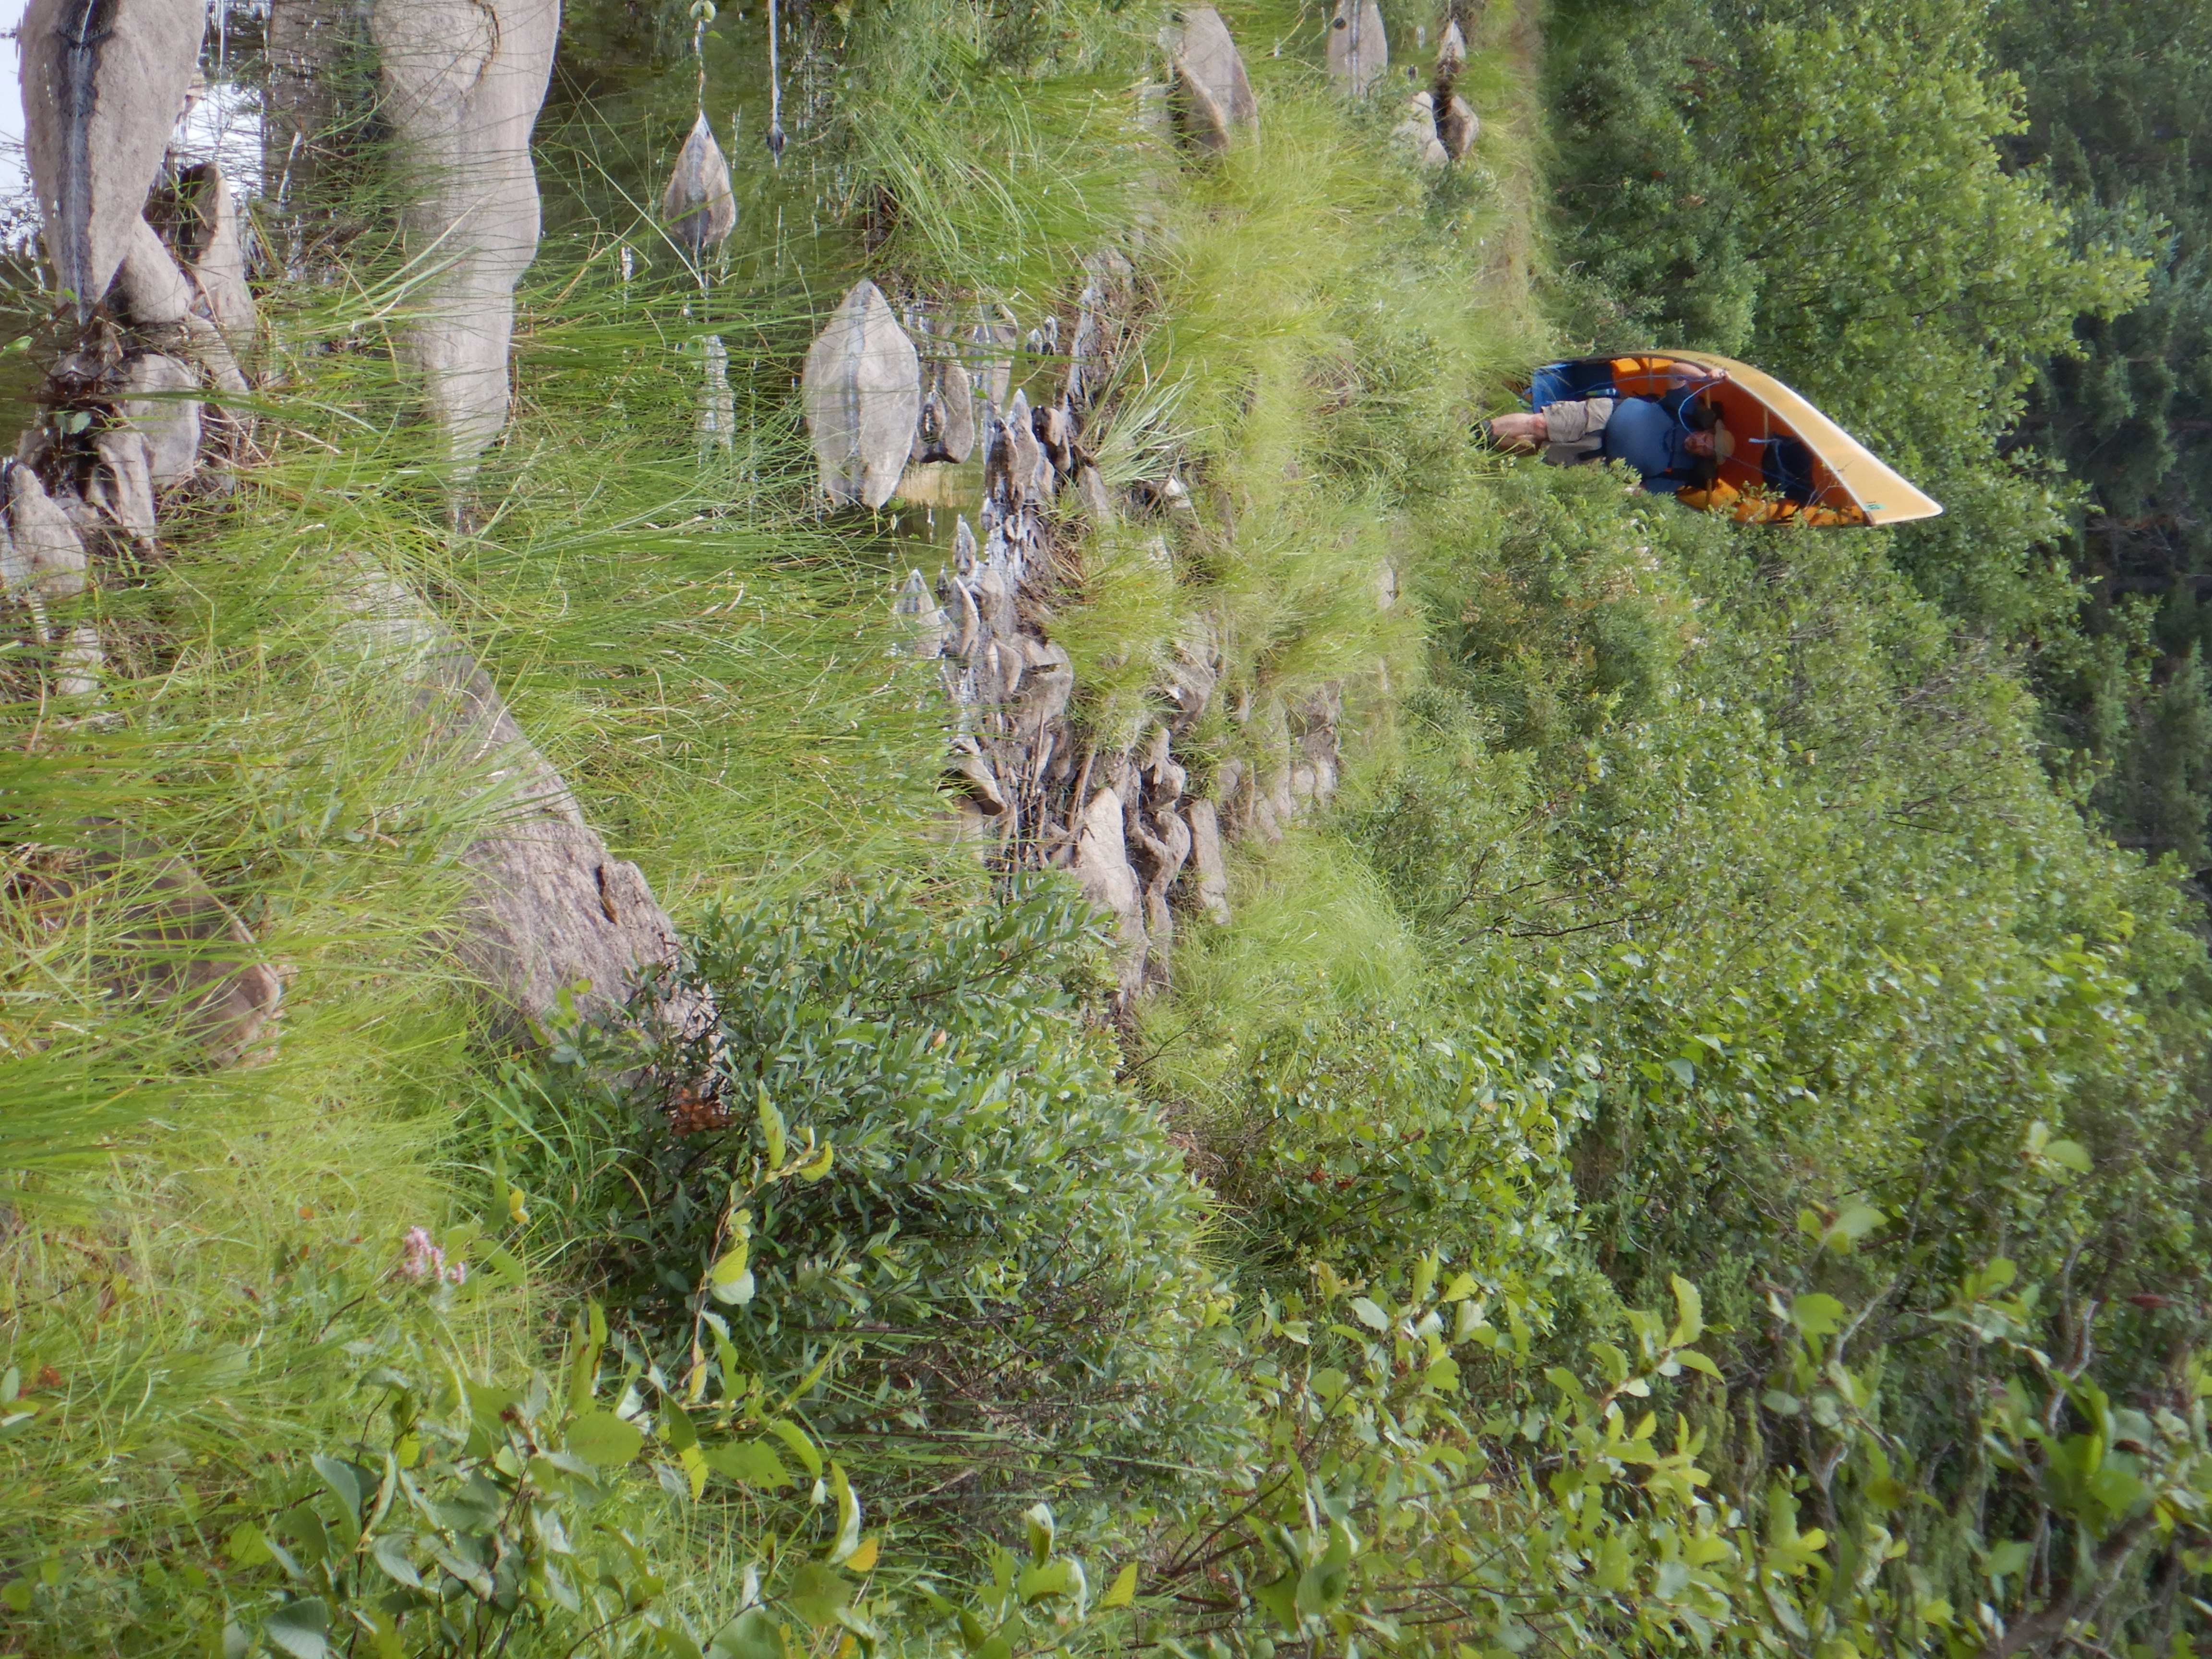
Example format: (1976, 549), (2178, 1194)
(590, 884), (1253, 1498)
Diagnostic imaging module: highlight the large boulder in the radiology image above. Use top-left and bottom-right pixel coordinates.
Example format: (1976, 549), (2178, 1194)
(371, 0), (561, 455)
(19, 0), (208, 318)
(803, 280), (921, 508)
(1167, 7), (1258, 153)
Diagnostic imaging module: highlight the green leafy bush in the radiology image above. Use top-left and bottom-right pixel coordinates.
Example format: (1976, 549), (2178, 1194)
(580, 885), (1253, 1494)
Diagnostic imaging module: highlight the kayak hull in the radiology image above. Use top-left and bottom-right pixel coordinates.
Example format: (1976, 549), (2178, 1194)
(1527, 352), (1941, 527)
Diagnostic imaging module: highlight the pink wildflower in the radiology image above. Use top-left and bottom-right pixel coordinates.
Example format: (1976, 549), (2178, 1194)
(400, 1226), (445, 1283)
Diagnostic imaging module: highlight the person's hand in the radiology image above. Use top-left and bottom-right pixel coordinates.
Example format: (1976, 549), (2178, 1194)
(1486, 410), (1548, 450)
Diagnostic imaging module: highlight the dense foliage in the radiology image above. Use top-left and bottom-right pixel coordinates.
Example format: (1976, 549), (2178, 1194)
(10, 0), (2212, 1654)
(1544, 0), (2145, 633)
(1989, 0), (2212, 870)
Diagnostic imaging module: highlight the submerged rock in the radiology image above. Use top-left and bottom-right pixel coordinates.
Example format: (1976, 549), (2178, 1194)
(1134, 803), (1192, 940)
(1394, 105), (1450, 168)
(895, 567), (947, 657)
(661, 112), (738, 262)
(87, 821), (285, 1065)
(1074, 784), (1146, 973)
(1076, 463), (1115, 524)
(4, 465), (90, 602)
(802, 279), (921, 508)
(915, 356), (976, 464)
(113, 214), (195, 325)
(967, 304), (1018, 409)
(698, 333), (735, 451)
(1000, 390), (1046, 506)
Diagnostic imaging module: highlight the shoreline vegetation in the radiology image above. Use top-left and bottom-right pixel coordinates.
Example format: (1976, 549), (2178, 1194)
(5, 0), (2212, 1655)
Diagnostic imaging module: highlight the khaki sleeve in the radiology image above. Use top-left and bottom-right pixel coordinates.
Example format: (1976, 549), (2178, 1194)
(1540, 397), (1615, 444)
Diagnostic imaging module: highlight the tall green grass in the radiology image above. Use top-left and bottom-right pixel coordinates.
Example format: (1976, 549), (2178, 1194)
(1, 0), (1561, 1645)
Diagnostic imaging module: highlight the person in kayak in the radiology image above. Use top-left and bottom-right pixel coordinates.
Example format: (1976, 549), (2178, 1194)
(1485, 393), (1736, 495)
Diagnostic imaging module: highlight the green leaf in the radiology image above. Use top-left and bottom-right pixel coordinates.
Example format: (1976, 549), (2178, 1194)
(370, 1534), (421, 1588)
(569, 1306), (605, 1413)
(2043, 1138), (2092, 1174)
(783, 1561), (851, 1629)
(361, 1607), (403, 1659)
(1348, 1297), (1389, 1332)
(1834, 1201), (1885, 1241)
(1100, 1562), (1138, 1609)
(1253, 1572), (1299, 1628)
(1788, 1293), (1847, 1338)
(764, 1418), (823, 1478)
(566, 1410), (645, 1467)
(796, 1142), (834, 1182)
(1017, 1558), (1082, 1603)
(226, 1524), (273, 1568)
(1965, 1259), (2018, 1300)
(1675, 1346), (1722, 1379)
(262, 1599), (332, 1659)
(481, 1244), (527, 1288)
(758, 1091), (787, 1167)
(709, 1240), (755, 1306)
(310, 1456), (361, 1527)
(1668, 1275), (1704, 1346)
(1294, 1558), (1351, 1616)
(703, 1440), (791, 1488)
(709, 1609), (785, 1659)
(829, 1463), (863, 1563)
(1864, 1474), (1910, 1511)
(1023, 1502), (1055, 1565)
